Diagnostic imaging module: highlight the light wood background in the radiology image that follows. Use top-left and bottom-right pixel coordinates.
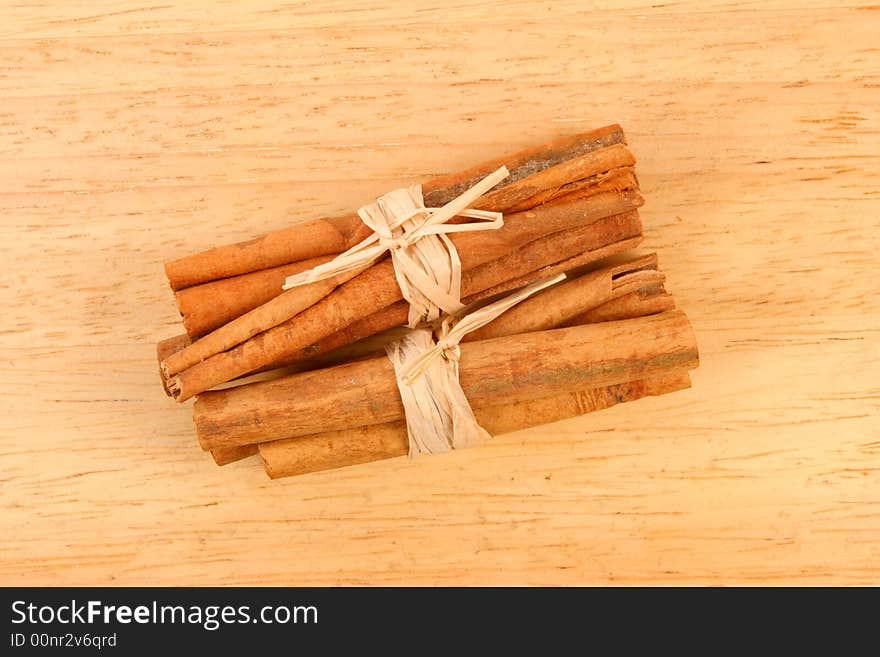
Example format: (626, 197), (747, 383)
(1, 1), (878, 586)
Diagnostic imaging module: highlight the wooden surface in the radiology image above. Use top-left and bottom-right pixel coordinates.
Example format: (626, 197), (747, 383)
(1, 1), (878, 586)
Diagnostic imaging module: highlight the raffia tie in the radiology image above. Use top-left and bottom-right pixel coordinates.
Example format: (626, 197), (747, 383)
(282, 166), (509, 327)
(386, 274), (565, 458)
(281, 165), (561, 458)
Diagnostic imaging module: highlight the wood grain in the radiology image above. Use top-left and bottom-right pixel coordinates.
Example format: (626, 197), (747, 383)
(1, 1), (878, 586)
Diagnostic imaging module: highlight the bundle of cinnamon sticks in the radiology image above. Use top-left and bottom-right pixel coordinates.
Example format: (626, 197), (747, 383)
(156, 124), (699, 479)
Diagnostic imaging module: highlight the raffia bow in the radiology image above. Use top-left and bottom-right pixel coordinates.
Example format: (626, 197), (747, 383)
(281, 164), (564, 458)
(387, 273), (566, 457)
(398, 273), (567, 385)
(283, 166), (509, 327)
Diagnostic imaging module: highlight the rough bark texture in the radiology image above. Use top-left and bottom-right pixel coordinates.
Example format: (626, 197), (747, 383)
(193, 310), (699, 451)
(164, 124), (627, 291)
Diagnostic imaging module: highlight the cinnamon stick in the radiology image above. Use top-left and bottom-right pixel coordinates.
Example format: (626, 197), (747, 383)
(298, 253), (667, 368)
(464, 253), (664, 342)
(165, 172), (639, 379)
(208, 254), (674, 464)
(275, 281), (672, 384)
(157, 335), (257, 464)
(193, 310), (699, 451)
(566, 286), (675, 325)
(166, 193), (644, 401)
(259, 371), (692, 479)
(269, 213), (645, 370)
(163, 158), (639, 380)
(162, 265), (362, 380)
(466, 144), (635, 214)
(156, 333), (190, 396)
(164, 124), (627, 291)
(174, 255), (335, 338)
(210, 445), (259, 466)
(173, 165), (637, 339)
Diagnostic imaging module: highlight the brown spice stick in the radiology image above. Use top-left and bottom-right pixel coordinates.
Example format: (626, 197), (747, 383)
(156, 333), (190, 396)
(173, 165), (637, 339)
(278, 215), (644, 369)
(193, 309), (699, 451)
(210, 255), (673, 464)
(259, 371), (691, 479)
(162, 265), (363, 379)
(163, 178), (638, 379)
(158, 224), (650, 397)
(175, 255), (334, 338)
(168, 194), (644, 401)
(503, 166), (638, 213)
(469, 145), (634, 213)
(165, 124), (627, 291)
(211, 445), (259, 466)
(465, 253), (663, 342)
(157, 335), (255, 464)
(567, 286), (676, 325)
(458, 214), (643, 305)
(298, 253), (667, 369)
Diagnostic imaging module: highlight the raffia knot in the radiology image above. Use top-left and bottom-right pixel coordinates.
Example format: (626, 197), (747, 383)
(283, 167), (510, 328)
(282, 164), (566, 459)
(378, 231), (417, 252)
(387, 273), (567, 456)
(435, 339), (460, 362)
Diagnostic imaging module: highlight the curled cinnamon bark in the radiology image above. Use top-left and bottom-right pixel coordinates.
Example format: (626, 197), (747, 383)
(193, 310), (699, 452)
(259, 372), (692, 479)
(162, 152), (639, 384)
(175, 256), (336, 338)
(165, 188), (644, 401)
(164, 124), (627, 291)
(173, 165), (637, 339)
(210, 255), (674, 466)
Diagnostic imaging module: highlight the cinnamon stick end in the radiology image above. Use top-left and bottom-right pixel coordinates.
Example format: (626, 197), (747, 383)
(211, 445), (259, 466)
